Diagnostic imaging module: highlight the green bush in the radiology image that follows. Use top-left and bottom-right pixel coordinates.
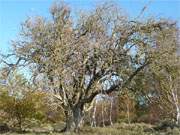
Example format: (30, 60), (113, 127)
(0, 90), (47, 131)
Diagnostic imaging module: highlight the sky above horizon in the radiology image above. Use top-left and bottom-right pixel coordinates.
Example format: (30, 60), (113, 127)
(0, 0), (180, 54)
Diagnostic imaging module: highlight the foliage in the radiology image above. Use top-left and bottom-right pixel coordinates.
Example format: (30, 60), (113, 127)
(127, 38), (180, 124)
(0, 89), (47, 131)
(0, 1), (179, 132)
(118, 90), (137, 123)
(151, 55), (180, 124)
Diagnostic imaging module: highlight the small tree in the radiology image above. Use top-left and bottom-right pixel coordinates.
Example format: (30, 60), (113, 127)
(131, 40), (180, 124)
(0, 73), (47, 131)
(0, 91), (46, 131)
(151, 55), (180, 125)
(118, 90), (137, 124)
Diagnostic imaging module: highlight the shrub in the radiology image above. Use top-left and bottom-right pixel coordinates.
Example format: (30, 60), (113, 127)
(0, 90), (47, 131)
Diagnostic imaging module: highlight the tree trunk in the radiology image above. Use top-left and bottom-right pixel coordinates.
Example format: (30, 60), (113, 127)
(175, 103), (180, 125)
(170, 86), (180, 125)
(63, 104), (84, 132)
(16, 115), (23, 132)
(127, 98), (130, 124)
(91, 103), (97, 127)
(101, 102), (105, 127)
(109, 98), (113, 126)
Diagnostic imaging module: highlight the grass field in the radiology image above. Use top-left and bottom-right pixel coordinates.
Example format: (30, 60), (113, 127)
(2, 123), (180, 135)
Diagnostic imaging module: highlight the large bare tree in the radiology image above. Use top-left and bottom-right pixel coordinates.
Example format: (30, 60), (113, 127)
(0, 2), (178, 131)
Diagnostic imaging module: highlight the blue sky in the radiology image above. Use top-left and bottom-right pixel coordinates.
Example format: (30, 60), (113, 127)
(0, 0), (180, 54)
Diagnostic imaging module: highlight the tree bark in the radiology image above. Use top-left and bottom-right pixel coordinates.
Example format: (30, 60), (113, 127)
(176, 107), (180, 125)
(170, 76), (180, 125)
(63, 104), (84, 132)
(91, 102), (97, 127)
(109, 98), (113, 126)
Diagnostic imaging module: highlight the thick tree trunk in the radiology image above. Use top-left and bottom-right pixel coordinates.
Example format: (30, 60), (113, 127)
(63, 104), (84, 132)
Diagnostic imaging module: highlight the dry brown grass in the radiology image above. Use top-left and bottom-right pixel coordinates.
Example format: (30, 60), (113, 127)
(2, 122), (180, 135)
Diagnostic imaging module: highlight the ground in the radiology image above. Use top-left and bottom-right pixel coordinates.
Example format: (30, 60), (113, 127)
(2, 123), (180, 135)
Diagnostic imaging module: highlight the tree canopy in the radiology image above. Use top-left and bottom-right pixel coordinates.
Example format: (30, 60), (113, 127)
(0, 1), (178, 132)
